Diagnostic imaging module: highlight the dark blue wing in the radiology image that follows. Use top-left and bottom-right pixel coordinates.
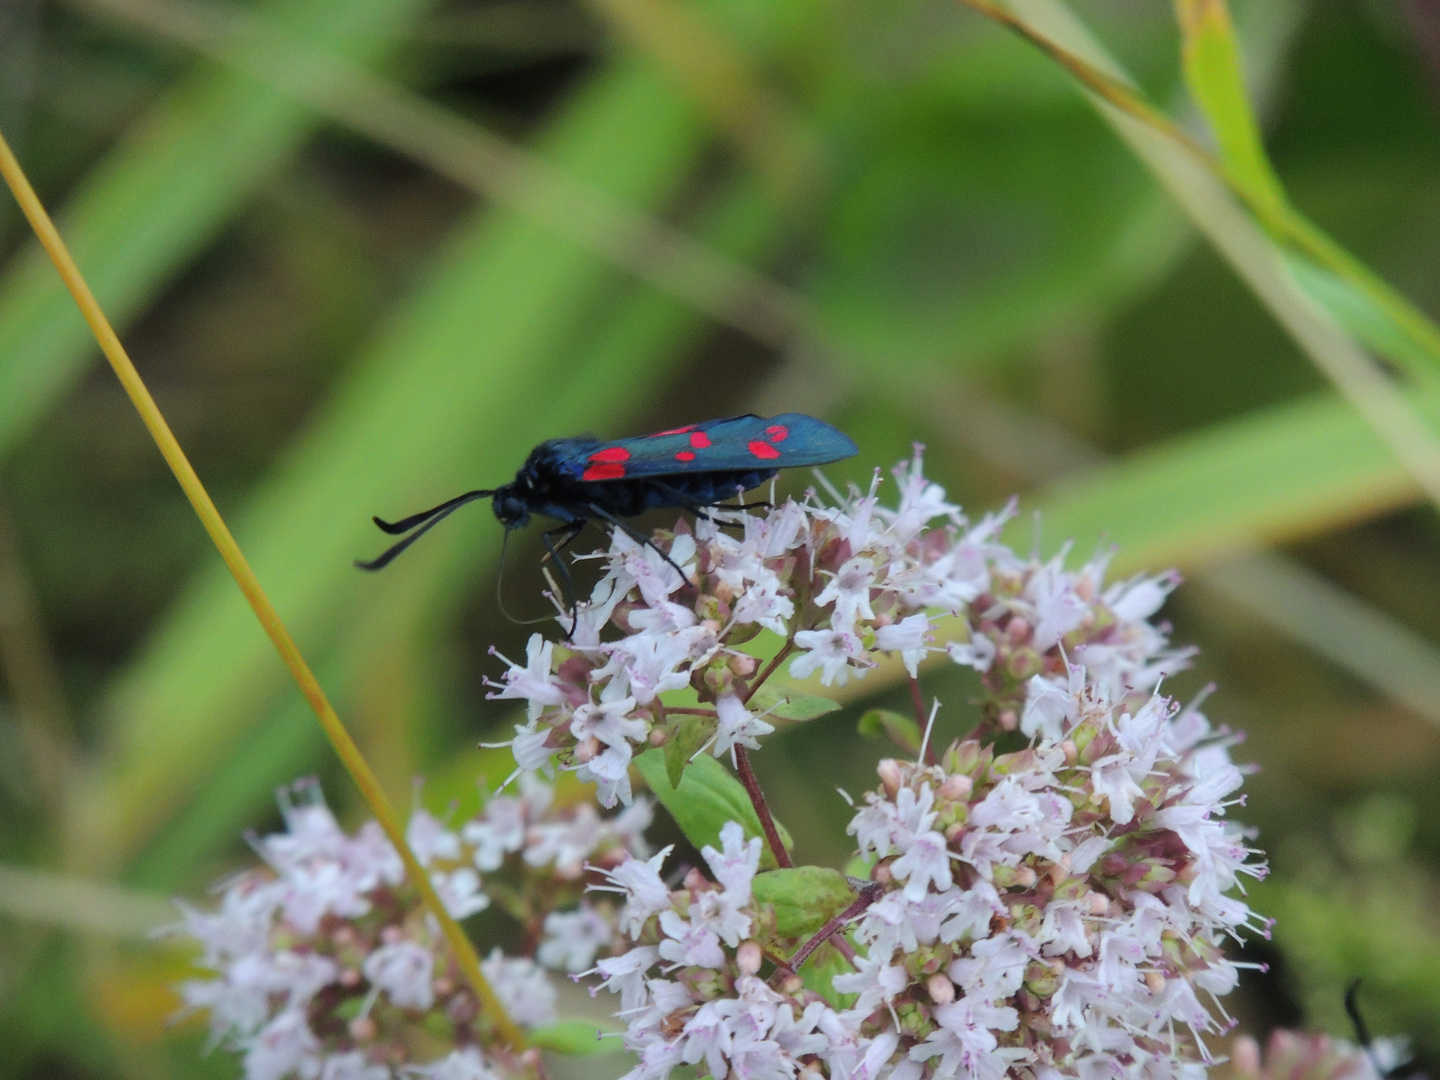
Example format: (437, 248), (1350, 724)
(554, 414), (857, 483)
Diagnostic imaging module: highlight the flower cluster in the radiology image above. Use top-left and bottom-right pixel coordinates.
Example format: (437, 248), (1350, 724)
(838, 678), (1266, 1078)
(489, 449), (1190, 806)
(172, 776), (649, 1080)
(1230, 1029), (1407, 1080)
(587, 821), (879, 1080)
(590, 670), (1266, 1079)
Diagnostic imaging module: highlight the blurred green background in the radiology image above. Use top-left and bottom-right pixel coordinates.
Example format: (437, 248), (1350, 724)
(1, 0), (1439, 1074)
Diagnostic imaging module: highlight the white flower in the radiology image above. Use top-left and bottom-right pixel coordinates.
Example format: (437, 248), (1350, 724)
(363, 941), (435, 1011)
(431, 866), (489, 919)
(486, 634), (565, 721)
(242, 1009), (323, 1080)
(405, 810), (462, 867)
(790, 627), (869, 686)
(538, 903), (614, 972)
(875, 613), (931, 677)
(947, 632), (996, 673)
(319, 1051), (390, 1080)
(479, 949), (556, 1026)
(401, 1048), (502, 1080)
(594, 848), (674, 938)
(713, 694), (774, 758)
(911, 998), (1027, 1080)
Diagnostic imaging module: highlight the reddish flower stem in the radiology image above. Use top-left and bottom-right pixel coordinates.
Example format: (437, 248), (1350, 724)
(742, 639), (796, 706)
(788, 882), (883, 971)
(733, 744), (791, 868)
(730, 637), (799, 868)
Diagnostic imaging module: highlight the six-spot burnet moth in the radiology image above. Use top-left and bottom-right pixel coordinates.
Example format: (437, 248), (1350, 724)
(356, 413), (858, 606)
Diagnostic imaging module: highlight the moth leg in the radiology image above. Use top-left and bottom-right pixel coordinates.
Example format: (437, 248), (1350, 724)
(541, 520), (587, 634)
(585, 504), (692, 585)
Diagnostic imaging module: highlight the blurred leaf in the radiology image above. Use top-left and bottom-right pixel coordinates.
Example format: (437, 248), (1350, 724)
(751, 865), (852, 937)
(748, 685), (840, 722)
(857, 708), (920, 755)
(68, 61), (714, 877)
(634, 749), (792, 868)
(0, 0), (431, 460)
(1175, 0), (1286, 215)
(1029, 387), (1440, 575)
(527, 1020), (622, 1055)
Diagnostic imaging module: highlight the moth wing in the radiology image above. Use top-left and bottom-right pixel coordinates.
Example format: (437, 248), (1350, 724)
(560, 414), (857, 482)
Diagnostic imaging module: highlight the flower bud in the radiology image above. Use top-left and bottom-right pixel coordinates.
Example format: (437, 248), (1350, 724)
(926, 973), (955, 1005)
(736, 941), (762, 975)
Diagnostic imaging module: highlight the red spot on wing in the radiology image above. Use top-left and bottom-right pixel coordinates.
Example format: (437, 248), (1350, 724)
(649, 424), (697, 437)
(588, 446), (631, 464)
(748, 440), (782, 460)
(675, 450), (697, 462)
(689, 430), (711, 449)
(583, 463), (627, 481)
(766, 424), (789, 442)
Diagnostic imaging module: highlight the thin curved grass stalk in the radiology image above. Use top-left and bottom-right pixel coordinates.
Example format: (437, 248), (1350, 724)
(956, 0), (1440, 384)
(0, 127), (524, 1050)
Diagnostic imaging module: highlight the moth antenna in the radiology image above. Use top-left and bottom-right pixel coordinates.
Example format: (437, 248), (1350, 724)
(373, 489), (494, 535)
(356, 491), (491, 571)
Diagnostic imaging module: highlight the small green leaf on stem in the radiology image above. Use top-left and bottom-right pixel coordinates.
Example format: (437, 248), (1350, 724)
(664, 714), (713, 789)
(747, 685), (841, 722)
(635, 749), (793, 869)
(857, 708), (921, 755)
(751, 866), (855, 937)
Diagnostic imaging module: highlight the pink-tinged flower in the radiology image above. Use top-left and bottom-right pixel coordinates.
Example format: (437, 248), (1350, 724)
(594, 848), (674, 938)
(401, 1048), (504, 1080)
(363, 941), (435, 1011)
(875, 613), (931, 677)
(539, 902), (614, 972)
(702, 821), (762, 902)
(790, 626), (869, 686)
(479, 949), (557, 1026)
(242, 1009), (323, 1080)
(486, 634), (565, 721)
(713, 694), (775, 758)
(319, 1050), (389, 1080)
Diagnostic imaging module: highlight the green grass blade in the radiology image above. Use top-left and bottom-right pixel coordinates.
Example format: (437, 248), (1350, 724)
(1030, 388), (1440, 576)
(1175, 0), (1286, 216)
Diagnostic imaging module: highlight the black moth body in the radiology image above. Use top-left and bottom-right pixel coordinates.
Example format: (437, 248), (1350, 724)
(355, 413), (858, 615)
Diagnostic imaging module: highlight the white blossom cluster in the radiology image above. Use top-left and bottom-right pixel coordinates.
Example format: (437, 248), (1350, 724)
(587, 821), (883, 1080)
(1230, 1029), (1407, 1080)
(588, 670), (1267, 1079)
(171, 776), (649, 1080)
(490, 449), (1190, 807)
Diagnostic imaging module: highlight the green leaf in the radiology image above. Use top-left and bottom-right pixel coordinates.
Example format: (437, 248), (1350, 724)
(634, 749), (792, 869)
(751, 866), (854, 937)
(527, 1021), (622, 1056)
(665, 715), (714, 789)
(1175, 0), (1287, 216)
(857, 708), (921, 754)
(802, 942), (855, 1009)
(747, 685), (841, 722)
